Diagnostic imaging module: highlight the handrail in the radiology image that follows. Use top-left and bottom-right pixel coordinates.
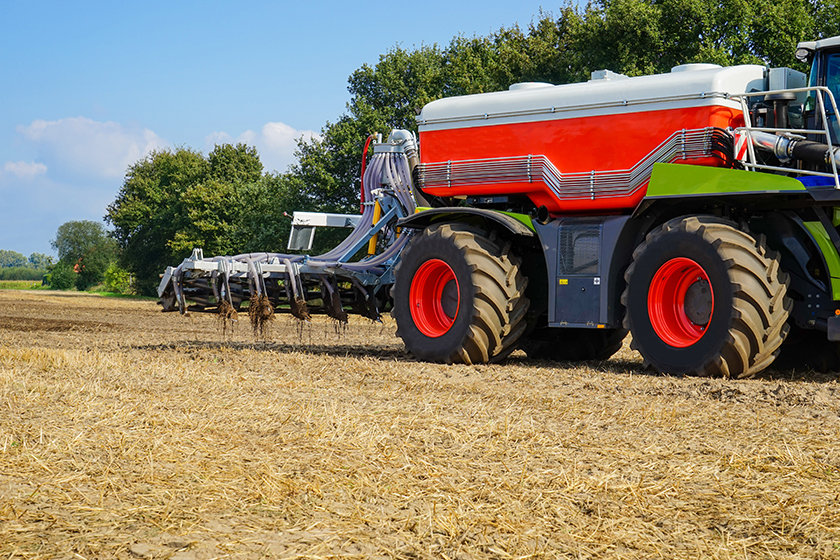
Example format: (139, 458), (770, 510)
(730, 86), (840, 189)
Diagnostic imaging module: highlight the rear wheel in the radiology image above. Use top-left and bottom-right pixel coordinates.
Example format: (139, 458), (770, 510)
(622, 216), (791, 378)
(393, 223), (530, 364)
(520, 327), (628, 361)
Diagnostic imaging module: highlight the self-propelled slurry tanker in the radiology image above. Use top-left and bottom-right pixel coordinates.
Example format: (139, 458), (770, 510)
(159, 36), (840, 378)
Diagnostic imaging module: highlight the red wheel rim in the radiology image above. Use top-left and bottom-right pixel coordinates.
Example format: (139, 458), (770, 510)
(409, 259), (460, 337)
(648, 257), (714, 348)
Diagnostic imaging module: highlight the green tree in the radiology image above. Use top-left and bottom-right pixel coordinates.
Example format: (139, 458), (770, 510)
(106, 144), (267, 295)
(0, 267), (43, 281)
(208, 142), (263, 183)
(106, 147), (209, 295)
(813, 0), (840, 41)
(103, 263), (132, 294)
(0, 250), (28, 268)
(51, 221), (109, 263)
(167, 144), (264, 256)
(235, 172), (309, 254)
(50, 220), (117, 290)
(28, 253), (54, 270)
(75, 241), (117, 291)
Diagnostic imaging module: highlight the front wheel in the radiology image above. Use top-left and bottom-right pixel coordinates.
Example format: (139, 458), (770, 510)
(392, 223), (530, 364)
(622, 216), (791, 378)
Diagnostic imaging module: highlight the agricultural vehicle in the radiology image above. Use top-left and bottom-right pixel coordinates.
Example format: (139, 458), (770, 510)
(159, 35), (840, 378)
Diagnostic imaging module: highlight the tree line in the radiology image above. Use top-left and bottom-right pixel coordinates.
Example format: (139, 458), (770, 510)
(0, 218), (132, 291)
(0, 250), (53, 281)
(101, 0), (838, 295)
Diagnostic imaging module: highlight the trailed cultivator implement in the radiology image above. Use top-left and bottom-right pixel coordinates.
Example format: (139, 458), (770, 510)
(160, 36), (840, 377)
(158, 130), (417, 327)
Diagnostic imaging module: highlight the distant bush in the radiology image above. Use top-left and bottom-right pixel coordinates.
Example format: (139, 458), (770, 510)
(0, 267), (45, 281)
(104, 263), (132, 294)
(48, 262), (76, 290)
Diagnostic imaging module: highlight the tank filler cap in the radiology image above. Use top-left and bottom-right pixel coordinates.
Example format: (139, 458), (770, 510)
(508, 82), (554, 91)
(671, 63), (722, 73)
(589, 69), (628, 81)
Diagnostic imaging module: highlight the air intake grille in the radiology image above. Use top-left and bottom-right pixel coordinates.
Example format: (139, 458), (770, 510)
(558, 223), (601, 275)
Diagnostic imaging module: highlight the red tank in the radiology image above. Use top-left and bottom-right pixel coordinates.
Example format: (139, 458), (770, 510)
(416, 64), (765, 214)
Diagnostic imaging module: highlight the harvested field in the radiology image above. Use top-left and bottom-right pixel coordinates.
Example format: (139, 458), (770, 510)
(1, 289), (839, 559)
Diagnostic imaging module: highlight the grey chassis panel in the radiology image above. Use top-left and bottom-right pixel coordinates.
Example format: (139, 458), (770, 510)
(534, 215), (636, 328)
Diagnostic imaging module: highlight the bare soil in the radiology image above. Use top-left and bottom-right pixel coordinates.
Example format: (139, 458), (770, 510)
(0, 290), (838, 559)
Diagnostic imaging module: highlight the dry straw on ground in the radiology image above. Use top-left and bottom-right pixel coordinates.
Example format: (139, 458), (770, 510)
(0, 289), (838, 559)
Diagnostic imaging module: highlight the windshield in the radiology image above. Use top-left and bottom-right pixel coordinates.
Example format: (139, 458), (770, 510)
(828, 53), (840, 99)
(825, 53), (840, 144)
(804, 52), (840, 143)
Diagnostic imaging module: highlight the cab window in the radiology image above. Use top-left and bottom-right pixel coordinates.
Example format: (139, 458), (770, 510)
(827, 53), (840, 107)
(827, 53), (840, 144)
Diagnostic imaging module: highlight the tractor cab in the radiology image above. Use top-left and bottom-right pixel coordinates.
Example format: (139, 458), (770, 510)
(798, 35), (840, 145)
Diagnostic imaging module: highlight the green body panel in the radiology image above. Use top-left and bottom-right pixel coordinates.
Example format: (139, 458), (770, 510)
(803, 221), (840, 300)
(646, 163), (806, 197)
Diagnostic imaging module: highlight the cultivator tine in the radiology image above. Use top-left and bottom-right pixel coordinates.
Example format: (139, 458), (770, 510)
(319, 275), (348, 323)
(175, 269), (188, 315)
(248, 293), (274, 339)
(283, 259), (310, 321)
(350, 277), (380, 321)
(217, 298), (238, 336)
(210, 270), (221, 303)
(221, 262), (235, 308)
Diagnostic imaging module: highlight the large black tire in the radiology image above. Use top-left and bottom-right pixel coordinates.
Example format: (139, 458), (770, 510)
(520, 327), (628, 361)
(392, 223), (530, 364)
(622, 216), (791, 378)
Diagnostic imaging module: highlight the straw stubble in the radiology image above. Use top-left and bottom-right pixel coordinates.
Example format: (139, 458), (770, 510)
(0, 290), (838, 559)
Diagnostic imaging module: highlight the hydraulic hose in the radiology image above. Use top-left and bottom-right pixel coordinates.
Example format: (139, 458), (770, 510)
(360, 135), (373, 214)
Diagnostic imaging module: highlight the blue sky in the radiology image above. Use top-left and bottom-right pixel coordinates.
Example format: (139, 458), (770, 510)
(0, 1), (562, 257)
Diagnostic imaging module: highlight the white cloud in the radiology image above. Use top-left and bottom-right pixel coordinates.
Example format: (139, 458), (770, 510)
(0, 171), (116, 256)
(205, 122), (320, 173)
(3, 161), (47, 180)
(16, 117), (167, 179)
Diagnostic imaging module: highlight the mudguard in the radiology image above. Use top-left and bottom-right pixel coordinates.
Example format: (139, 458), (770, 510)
(398, 207), (535, 237)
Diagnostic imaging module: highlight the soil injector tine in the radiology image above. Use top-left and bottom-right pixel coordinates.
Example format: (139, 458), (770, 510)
(283, 258), (310, 321)
(318, 274), (348, 323)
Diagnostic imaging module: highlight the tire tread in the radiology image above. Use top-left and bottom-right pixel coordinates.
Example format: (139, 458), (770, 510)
(393, 223), (530, 365)
(622, 216), (790, 378)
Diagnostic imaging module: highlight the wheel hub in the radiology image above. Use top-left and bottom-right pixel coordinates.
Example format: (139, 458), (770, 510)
(409, 259), (460, 337)
(648, 257), (714, 348)
(440, 279), (459, 318)
(683, 279), (712, 326)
